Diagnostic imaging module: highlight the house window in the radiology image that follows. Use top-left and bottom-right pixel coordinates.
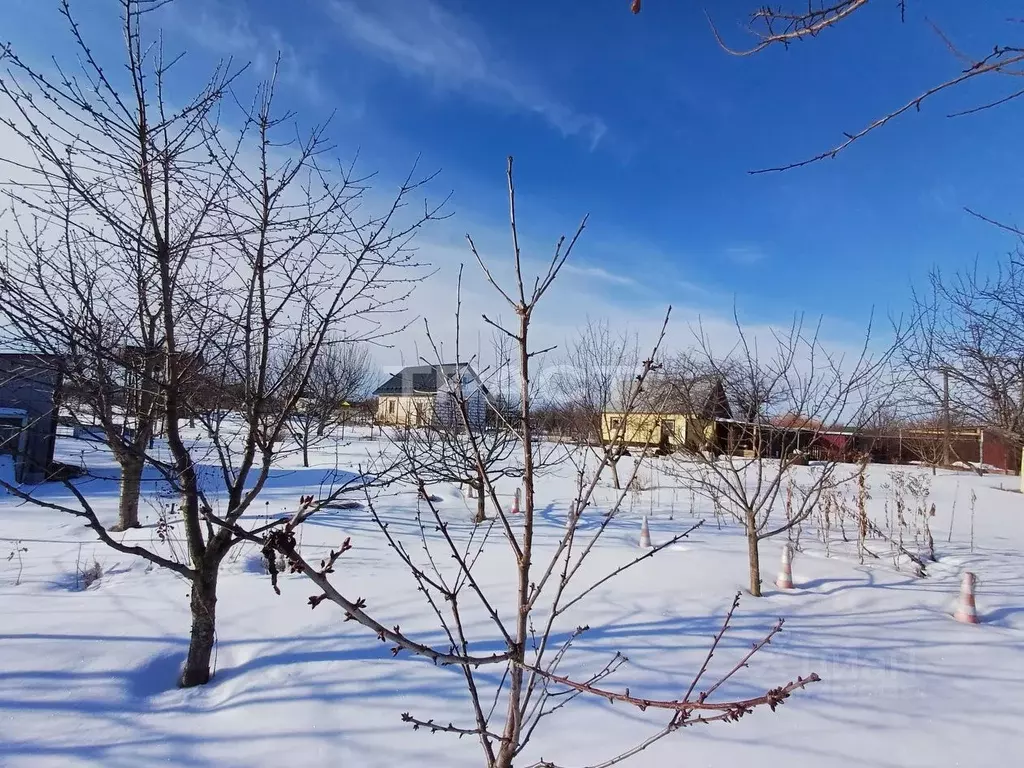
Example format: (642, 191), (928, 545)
(388, 400), (396, 415)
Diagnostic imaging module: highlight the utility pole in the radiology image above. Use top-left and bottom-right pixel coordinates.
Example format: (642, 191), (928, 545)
(942, 367), (951, 468)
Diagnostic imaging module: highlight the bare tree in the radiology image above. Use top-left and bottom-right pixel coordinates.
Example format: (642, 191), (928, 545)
(552, 319), (641, 489)
(900, 256), (1024, 459)
(244, 158), (819, 767)
(624, 2), (1024, 465)
(391, 325), (521, 524)
(666, 313), (898, 596)
(692, 2), (1024, 473)
(0, 0), (440, 687)
(0, 175), (170, 531)
(284, 341), (377, 467)
(888, 416), (970, 474)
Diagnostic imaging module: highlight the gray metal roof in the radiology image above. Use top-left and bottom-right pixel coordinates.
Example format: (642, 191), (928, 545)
(627, 373), (733, 419)
(374, 363), (484, 397)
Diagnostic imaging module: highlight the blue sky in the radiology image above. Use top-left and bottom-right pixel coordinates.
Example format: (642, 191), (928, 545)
(6, 0), (1024, 364)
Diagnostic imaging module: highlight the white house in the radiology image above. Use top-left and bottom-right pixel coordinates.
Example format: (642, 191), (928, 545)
(374, 363), (490, 429)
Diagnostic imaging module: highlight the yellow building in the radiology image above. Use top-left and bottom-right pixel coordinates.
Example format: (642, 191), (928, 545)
(600, 411), (716, 453)
(376, 394), (435, 428)
(600, 376), (730, 454)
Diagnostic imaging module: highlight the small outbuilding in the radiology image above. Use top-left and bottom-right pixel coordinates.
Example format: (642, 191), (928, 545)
(0, 353), (63, 484)
(601, 375), (732, 454)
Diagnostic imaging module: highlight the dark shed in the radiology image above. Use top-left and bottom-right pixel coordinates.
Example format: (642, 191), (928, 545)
(0, 354), (62, 483)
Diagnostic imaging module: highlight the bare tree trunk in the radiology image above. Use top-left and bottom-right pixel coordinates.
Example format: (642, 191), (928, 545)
(302, 436), (310, 468)
(474, 481), (486, 524)
(111, 456), (144, 531)
(610, 454), (621, 490)
(495, 311), (535, 767)
(747, 512), (762, 597)
(180, 565), (219, 687)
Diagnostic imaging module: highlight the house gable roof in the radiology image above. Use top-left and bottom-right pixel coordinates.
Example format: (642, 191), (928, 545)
(654, 375), (731, 419)
(685, 376), (733, 420)
(608, 373), (733, 420)
(373, 363), (488, 397)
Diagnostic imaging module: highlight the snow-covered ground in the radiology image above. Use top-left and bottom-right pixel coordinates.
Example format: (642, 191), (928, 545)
(2, 430), (1022, 767)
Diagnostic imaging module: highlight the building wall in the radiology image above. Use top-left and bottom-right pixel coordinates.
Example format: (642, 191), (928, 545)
(434, 388), (488, 430)
(376, 395), (435, 427)
(851, 427), (1021, 473)
(376, 392), (491, 430)
(981, 429), (1019, 474)
(0, 355), (61, 483)
(601, 412), (711, 451)
(0, 410), (29, 463)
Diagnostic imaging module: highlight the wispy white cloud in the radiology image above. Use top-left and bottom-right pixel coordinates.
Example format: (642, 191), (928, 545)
(724, 245), (767, 265)
(924, 182), (958, 212)
(562, 263), (637, 286)
(327, 0), (607, 149)
(161, 0), (337, 110)
(677, 278), (713, 295)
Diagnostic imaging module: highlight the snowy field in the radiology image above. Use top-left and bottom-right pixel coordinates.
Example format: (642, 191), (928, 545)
(2, 429), (1023, 767)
